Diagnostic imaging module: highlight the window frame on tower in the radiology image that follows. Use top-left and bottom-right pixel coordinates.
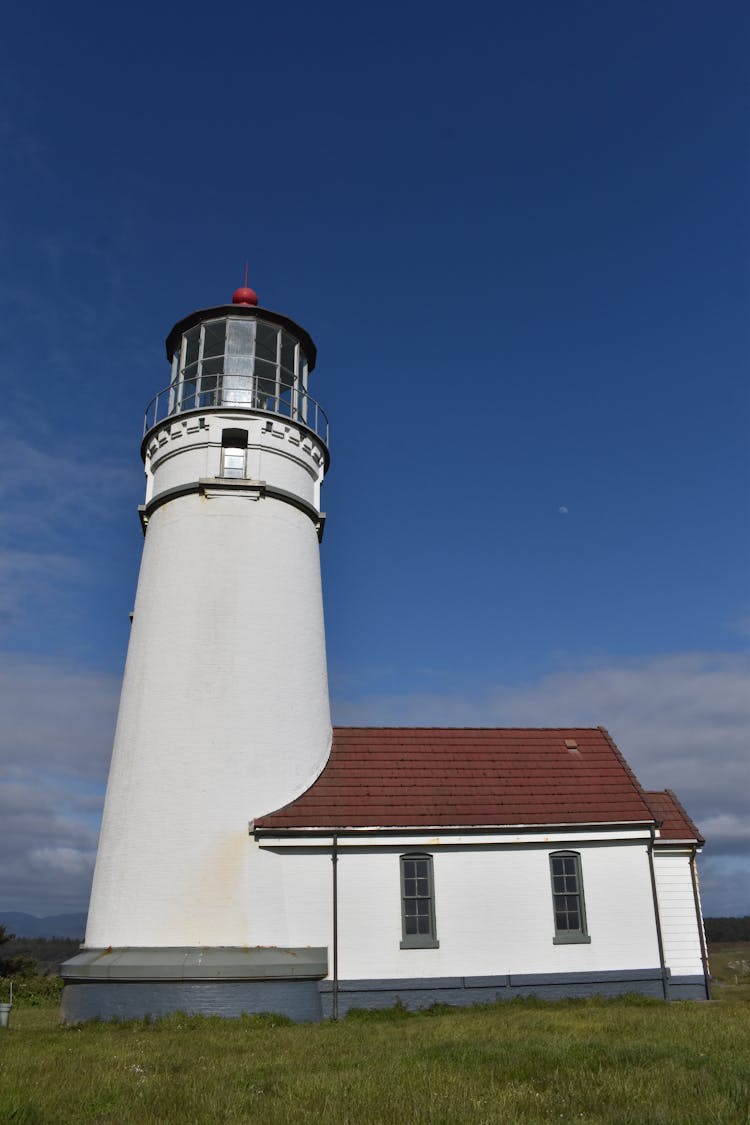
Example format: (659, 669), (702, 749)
(220, 428), (249, 480)
(399, 852), (439, 949)
(549, 851), (591, 944)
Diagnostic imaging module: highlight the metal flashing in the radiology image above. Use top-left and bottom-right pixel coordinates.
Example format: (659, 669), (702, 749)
(61, 946), (328, 983)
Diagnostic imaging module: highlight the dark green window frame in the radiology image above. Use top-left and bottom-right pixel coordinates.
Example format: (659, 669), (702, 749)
(400, 853), (439, 949)
(549, 851), (591, 944)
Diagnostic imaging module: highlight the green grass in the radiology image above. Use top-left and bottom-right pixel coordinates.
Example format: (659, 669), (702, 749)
(1, 990), (748, 1125)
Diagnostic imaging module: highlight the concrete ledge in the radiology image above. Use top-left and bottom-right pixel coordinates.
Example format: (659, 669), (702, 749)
(61, 947), (327, 983)
(140, 479), (326, 540)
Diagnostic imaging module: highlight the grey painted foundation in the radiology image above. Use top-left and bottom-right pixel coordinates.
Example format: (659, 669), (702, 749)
(60, 948), (707, 1022)
(60, 947), (328, 1024)
(319, 969), (708, 1018)
(61, 979), (323, 1023)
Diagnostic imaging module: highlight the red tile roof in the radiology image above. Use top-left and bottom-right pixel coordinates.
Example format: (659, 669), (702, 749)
(255, 727), (659, 831)
(645, 789), (704, 845)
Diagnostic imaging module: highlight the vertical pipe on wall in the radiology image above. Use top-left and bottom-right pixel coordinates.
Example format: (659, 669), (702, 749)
(690, 846), (711, 1000)
(647, 828), (670, 1000)
(332, 834), (339, 1021)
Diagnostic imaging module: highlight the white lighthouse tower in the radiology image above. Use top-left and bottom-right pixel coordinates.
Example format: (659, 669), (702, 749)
(62, 284), (333, 1020)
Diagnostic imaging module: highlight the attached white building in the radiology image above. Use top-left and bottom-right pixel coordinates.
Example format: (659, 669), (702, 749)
(61, 289), (708, 1021)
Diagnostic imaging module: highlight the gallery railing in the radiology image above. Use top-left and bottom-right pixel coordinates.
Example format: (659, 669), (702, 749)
(143, 373), (329, 446)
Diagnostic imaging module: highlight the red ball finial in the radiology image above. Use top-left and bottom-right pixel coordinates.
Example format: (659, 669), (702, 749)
(232, 286), (258, 306)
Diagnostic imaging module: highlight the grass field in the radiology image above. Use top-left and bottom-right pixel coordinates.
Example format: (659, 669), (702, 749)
(1, 967), (748, 1124)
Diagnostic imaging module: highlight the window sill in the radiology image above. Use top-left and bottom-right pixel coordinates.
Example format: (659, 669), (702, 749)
(553, 933), (591, 945)
(400, 938), (440, 950)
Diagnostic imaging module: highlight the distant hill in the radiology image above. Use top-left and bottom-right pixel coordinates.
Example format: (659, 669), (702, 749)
(3, 912), (744, 944)
(1, 912), (87, 939)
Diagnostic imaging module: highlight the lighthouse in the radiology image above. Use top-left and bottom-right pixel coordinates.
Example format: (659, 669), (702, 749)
(62, 284), (710, 1022)
(62, 285), (334, 1021)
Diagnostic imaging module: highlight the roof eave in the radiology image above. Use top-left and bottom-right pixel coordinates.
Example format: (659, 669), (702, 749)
(253, 819), (658, 837)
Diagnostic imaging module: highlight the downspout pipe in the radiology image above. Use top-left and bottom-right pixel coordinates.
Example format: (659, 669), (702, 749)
(332, 834), (339, 1021)
(647, 826), (670, 1000)
(689, 845), (711, 1000)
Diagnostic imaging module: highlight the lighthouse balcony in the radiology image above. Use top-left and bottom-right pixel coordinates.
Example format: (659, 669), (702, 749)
(144, 372), (328, 447)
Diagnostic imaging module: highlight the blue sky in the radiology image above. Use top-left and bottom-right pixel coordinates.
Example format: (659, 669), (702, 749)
(1, 1), (748, 918)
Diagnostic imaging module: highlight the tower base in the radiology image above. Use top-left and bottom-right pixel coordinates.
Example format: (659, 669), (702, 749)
(60, 947), (327, 1024)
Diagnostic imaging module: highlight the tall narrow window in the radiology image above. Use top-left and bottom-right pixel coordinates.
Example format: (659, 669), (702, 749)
(400, 853), (438, 949)
(549, 851), (590, 944)
(221, 428), (248, 479)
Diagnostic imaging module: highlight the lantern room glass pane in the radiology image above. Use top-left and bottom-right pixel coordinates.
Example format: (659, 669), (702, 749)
(280, 332), (296, 377)
(184, 326), (200, 369)
(202, 320), (225, 358)
(181, 327), (199, 410)
(254, 358), (277, 408)
(200, 320), (225, 400)
(223, 319), (256, 405)
(226, 318), (256, 360)
(255, 322), (278, 363)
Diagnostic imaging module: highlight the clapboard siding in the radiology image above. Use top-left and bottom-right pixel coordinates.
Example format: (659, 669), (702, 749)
(653, 851), (703, 976)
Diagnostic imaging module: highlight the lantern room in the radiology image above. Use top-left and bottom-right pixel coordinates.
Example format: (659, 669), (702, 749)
(143, 291), (328, 446)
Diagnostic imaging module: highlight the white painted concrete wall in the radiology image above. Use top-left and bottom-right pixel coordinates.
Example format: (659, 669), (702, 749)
(143, 413), (325, 510)
(86, 408), (331, 949)
(253, 839), (662, 979)
(653, 850), (704, 976)
(246, 844), (333, 950)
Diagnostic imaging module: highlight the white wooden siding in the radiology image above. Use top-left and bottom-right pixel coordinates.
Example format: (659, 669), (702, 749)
(653, 850), (704, 976)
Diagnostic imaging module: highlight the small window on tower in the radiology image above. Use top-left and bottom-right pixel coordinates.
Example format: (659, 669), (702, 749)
(221, 428), (248, 479)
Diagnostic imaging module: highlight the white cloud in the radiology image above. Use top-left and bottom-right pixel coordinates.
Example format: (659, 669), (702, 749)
(698, 814), (750, 847)
(730, 613), (750, 639)
(29, 847), (97, 877)
(0, 549), (83, 626)
(1, 648), (747, 917)
(0, 654), (119, 914)
(0, 654), (120, 777)
(333, 651), (750, 915)
(0, 427), (134, 543)
(0, 428), (136, 639)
